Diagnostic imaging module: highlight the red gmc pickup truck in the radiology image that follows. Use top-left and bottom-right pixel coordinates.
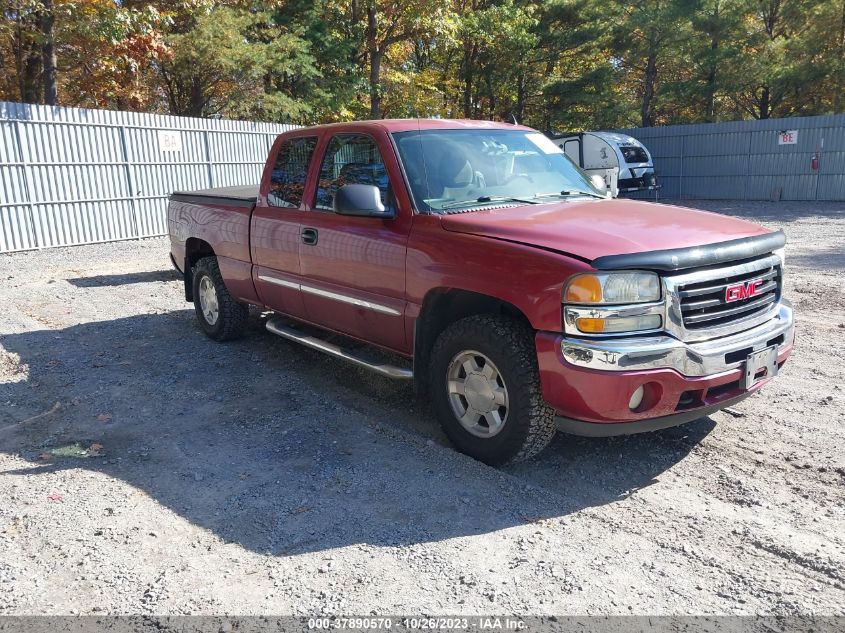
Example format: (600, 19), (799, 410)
(168, 119), (794, 465)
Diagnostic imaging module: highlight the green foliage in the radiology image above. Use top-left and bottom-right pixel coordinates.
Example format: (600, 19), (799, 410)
(1, 0), (843, 127)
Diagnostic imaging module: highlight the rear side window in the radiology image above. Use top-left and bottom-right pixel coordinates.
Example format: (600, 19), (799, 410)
(314, 134), (393, 213)
(268, 136), (317, 208)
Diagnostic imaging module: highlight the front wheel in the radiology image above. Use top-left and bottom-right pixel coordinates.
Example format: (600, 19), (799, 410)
(192, 256), (248, 341)
(428, 315), (557, 465)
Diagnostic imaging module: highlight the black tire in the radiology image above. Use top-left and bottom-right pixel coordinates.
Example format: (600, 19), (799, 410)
(192, 256), (248, 341)
(428, 315), (556, 465)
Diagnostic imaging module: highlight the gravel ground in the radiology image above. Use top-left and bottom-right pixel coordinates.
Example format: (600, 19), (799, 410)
(0, 200), (843, 616)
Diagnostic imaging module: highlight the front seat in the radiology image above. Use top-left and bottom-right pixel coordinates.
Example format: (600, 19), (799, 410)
(439, 145), (484, 201)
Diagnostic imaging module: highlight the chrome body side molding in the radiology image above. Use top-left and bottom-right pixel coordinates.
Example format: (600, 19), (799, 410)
(257, 275), (401, 316)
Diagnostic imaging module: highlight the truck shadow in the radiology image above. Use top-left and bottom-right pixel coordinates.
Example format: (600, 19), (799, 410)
(0, 311), (713, 556)
(67, 270), (180, 287)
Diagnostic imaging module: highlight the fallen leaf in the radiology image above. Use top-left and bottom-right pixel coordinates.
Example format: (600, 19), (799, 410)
(293, 506), (310, 514)
(238, 472), (250, 481)
(96, 413), (112, 422)
(47, 493), (63, 502)
(39, 452), (53, 461)
(89, 442), (104, 453)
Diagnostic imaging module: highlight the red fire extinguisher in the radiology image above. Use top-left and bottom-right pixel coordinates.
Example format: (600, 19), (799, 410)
(811, 153), (819, 171)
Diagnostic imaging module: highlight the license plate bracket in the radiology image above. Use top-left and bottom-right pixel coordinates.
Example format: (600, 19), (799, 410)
(742, 345), (778, 390)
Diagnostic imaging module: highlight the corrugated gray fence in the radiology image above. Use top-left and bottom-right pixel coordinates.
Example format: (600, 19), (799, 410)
(0, 102), (295, 253)
(619, 113), (845, 201)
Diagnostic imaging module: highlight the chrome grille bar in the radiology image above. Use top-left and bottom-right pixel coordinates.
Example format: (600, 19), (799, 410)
(683, 293), (777, 325)
(663, 253), (783, 342)
(677, 269), (778, 298)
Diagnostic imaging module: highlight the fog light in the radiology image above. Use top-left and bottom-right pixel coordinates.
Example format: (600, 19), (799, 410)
(574, 314), (661, 334)
(628, 386), (645, 410)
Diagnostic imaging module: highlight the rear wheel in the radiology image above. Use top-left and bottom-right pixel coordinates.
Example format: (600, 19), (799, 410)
(429, 315), (556, 465)
(192, 256), (248, 341)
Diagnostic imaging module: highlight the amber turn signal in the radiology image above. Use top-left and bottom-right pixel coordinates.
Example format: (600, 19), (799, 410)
(564, 275), (603, 303)
(574, 317), (606, 333)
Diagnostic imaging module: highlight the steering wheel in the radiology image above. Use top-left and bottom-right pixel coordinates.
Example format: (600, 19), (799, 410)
(503, 173), (534, 185)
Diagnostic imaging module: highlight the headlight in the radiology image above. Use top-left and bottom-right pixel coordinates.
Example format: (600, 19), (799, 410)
(564, 272), (660, 304)
(562, 271), (663, 335)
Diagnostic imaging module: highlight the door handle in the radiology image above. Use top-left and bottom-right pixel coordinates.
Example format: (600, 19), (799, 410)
(301, 227), (318, 245)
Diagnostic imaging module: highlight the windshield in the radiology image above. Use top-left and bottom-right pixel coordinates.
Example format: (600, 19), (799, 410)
(392, 128), (604, 213)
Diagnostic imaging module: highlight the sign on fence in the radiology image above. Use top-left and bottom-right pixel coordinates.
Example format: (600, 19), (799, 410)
(778, 130), (799, 145)
(157, 130), (183, 153)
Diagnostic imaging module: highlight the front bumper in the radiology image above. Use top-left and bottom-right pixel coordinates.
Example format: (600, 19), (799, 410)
(561, 301), (793, 376)
(536, 301), (794, 430)
(618, 175), (660, 192)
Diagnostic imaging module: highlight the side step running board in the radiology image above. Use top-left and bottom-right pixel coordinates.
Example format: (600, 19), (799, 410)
(265, 317), (413, 380)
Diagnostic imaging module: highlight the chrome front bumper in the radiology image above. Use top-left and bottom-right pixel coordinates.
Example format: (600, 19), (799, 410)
(560, 300), (794, 377)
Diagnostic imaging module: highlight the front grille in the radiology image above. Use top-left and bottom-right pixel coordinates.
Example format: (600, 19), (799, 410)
(676, 259), (781, 330)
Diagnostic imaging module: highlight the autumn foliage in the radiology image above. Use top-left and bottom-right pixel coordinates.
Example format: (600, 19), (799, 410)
(2, 0), (844, 130)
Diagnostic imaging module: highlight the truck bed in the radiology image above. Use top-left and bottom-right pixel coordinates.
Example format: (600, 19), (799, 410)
(170, 184), (258, 208)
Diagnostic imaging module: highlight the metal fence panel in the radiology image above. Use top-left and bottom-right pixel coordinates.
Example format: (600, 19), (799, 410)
(618, 113), (845, 201)
(0, 102), (295, 253)
(818, 175), (845, 200)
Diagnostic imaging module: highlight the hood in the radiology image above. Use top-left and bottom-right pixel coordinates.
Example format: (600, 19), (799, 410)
(439, 199), (772, 264)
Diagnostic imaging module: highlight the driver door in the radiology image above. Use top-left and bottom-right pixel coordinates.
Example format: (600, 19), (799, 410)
(298, 132), (411, 354)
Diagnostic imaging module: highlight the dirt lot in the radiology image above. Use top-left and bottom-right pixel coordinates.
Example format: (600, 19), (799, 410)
(1, 200), (844, 616)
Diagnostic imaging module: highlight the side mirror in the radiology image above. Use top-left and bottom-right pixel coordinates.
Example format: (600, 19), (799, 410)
(334, 184), (394, 218)
(590, 174), (609, 197)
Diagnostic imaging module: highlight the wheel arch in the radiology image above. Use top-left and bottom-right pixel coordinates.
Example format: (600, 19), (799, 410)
(183, 238), (215, 301)
(413, 288), (532, 395)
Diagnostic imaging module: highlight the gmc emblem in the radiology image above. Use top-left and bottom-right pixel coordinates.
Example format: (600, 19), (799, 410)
(725, 279), (763, 302)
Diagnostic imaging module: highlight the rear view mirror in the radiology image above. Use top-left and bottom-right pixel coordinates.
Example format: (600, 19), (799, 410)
(334, 184), (394, 218)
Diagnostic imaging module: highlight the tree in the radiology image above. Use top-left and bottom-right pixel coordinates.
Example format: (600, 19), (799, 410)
(687, 0), (744, 121)
(39, 0), (55, 104)
(2, 0), (843, 124)
(1, 0), (43, 103)
(722, 0), (820, 119)
(608, 0), (691, 127)
(536, 0), (623, 131)
(354, 0), (452, 118)
(59, 0), (169, 110)
(156, 5), (318, 121)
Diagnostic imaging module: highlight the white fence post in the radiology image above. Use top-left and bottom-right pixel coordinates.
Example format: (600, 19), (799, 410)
(118, 125), (141, 240)
(12, 120), (39, 250)
(203, 129), (214, 188)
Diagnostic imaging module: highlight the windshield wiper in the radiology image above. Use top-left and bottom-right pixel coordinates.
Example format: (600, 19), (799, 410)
(533, 190), (605, 200)
(439, 195), (540, 211)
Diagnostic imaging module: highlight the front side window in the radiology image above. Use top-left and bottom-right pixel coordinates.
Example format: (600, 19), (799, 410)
(392, 129), (604, 213)
(315, 134), (393, 212)
(268, 136), (317, 208)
